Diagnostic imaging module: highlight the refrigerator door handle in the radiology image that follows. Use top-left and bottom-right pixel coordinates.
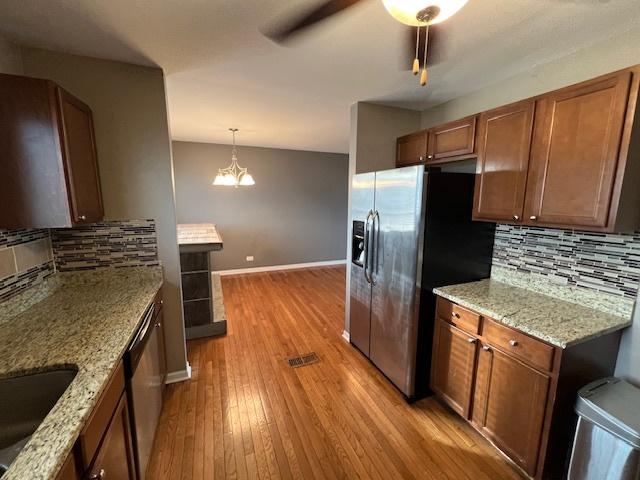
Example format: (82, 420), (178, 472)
(363, 210), (374, 284)
(372, 210), (380, 285)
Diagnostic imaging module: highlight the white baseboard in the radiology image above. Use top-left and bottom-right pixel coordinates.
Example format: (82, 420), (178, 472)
(342, 330), (350, 342)
(215, 259), (347, 276)
(165, 362), (192, 384)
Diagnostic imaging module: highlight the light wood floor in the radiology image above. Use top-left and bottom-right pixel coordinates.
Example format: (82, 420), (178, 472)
(147, 266), (522, 480)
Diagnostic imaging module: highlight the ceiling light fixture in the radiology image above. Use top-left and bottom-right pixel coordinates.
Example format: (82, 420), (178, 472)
(213, 128), (255, 188)
(382, 0), (469, 86)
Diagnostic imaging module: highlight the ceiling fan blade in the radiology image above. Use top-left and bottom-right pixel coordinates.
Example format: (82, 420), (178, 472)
(402, 24), (444, 70)
(264, 0), (364, 43)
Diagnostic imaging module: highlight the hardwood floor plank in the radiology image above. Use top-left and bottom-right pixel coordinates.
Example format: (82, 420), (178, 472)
(147, 266), (523, 480)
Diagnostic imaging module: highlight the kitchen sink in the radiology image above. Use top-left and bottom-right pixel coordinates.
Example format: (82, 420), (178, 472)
(0, 368), (77, 476)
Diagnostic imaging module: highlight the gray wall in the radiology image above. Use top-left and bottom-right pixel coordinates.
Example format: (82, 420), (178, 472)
(420, 29), (640, 386)
(0, 35), (22, 74)
(353, 103), (422, 174)
(21, 48), (188, 377)
(344, 102), (422, 334)
(172, 141), (348, 271)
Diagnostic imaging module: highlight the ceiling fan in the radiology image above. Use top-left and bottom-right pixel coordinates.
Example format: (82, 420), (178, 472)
(264, 0), (470, 87)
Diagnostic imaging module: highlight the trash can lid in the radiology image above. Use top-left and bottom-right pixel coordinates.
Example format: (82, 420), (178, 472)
(576, 377), (640, 449)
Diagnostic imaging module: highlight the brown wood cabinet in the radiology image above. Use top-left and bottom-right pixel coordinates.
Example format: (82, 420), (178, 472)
(0, 73), (104, 229)
(401, 65), (640, 232)
(473, 345), (550, 476)
(428, 116), (477, 161)
(396, 131), (428, 166)
(524, 70), (635, 230)
(86, 394), (137, 480)
(431, 317), (477, 418)
(473, 100), (535, 223)
(431, 296), (621, 479)
(56, 452), (80, 480)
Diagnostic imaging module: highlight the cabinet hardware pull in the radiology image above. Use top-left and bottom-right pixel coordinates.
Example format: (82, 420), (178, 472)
(509, 340), (519, 347)
(419, 156), (424, 161)
(482, 345), (491, 351)
(529, 215), (538, 221)
(427, 155), (434, 159)
(512, 215), (520, 221)
(77, 215), (87, 221)
(467, 338), (476, 344)
(89, 469), (105, 479)
(451, 312), (460, 319)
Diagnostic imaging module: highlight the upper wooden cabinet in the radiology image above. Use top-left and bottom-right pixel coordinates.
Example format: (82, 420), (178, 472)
(396, 116), (478, 167)
(473, 100), (535, 223)
(0, 73), (104, 229)
(524, 71), (635, 230)
(401, 65), (640, 232)
(396, 130), (428, 167)
(428, 116), (477, 161)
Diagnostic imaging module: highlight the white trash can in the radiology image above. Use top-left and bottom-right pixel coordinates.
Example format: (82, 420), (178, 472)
(569, 378), (640, 480)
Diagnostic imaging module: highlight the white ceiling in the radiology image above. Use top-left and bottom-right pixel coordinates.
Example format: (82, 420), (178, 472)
(0, 0), (638, 153)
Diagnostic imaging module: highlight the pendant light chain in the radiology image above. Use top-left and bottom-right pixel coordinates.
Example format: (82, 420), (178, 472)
(412, 27), (420, 75)
(420, 24), (429, 87)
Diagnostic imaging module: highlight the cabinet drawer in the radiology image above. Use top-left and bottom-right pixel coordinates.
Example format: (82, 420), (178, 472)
(436, 297), (480, 335)
(78, 361), (125, 469)
(482, 319), (554, 371)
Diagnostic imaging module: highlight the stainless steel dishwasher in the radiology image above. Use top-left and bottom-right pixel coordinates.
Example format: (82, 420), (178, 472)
(125, 301), (164, 480)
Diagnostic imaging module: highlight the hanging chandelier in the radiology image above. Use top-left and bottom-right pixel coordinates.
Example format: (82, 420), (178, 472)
(212, 128), (255, 187)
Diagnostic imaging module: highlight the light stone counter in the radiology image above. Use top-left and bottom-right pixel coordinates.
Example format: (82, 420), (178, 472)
(434, 276), (632, 348)
(0, 267), (163, 480)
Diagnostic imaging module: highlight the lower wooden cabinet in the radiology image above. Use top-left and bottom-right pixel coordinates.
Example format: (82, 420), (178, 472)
(87, 394), (136, 480)
(473, 344), (550, 476)
(56, 452), (80, 480)
(431, 318), (477, 418)
(431, 296), (621, 479)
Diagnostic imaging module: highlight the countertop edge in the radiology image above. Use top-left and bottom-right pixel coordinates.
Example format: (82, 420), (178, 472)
(432, 287), (632, 349)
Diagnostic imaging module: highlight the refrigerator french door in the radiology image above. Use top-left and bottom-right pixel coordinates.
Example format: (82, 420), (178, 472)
(350, 166), (426, 397)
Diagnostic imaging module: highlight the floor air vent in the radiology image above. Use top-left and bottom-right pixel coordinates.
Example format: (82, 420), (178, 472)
(287, 352), (319, 368)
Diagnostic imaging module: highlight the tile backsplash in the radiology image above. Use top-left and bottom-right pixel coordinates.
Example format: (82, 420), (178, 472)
(0, 220), (160, 303)
(0, 229), (55, 302)
(493, 225), (640, 299)
(52, 219), (159, 271)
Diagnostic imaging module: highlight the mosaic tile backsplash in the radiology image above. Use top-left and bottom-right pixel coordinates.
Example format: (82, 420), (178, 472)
(52, 219), (160, 271)
(0, 229), (55, 302)
(493, 225), (640, 299)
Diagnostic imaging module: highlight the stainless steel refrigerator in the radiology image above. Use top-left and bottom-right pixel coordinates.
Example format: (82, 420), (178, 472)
(349, 164), (495, 399)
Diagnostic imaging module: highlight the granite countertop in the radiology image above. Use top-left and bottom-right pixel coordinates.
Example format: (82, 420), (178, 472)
(434, 278), (632, 348)
(177, 223), (223, 247)
(0, 267), (163, 480)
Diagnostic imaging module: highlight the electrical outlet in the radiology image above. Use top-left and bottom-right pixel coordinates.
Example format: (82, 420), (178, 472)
(246, 256), (254, 262)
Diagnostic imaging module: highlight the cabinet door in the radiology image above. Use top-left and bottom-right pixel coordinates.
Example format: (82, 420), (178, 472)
(57, 87), (104, 225)
(396, 131), (428, 167)
(524, 71), (632, 229)
(474, 345), (549, 477)
(430, 317), (478, 418)
(87, 394), (136, 480)
(56, 452), (80, 480)
(473, 100), (535, 223)
(427, 116), (476, 161)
